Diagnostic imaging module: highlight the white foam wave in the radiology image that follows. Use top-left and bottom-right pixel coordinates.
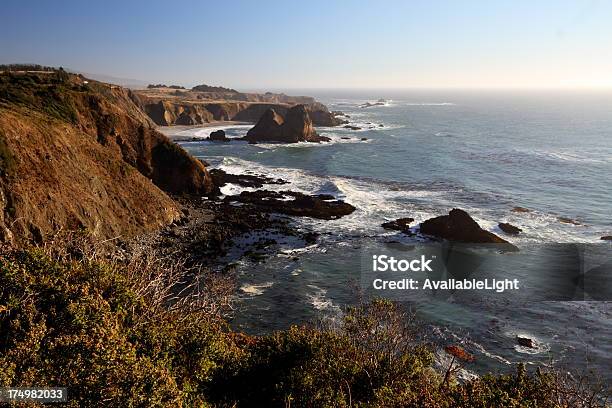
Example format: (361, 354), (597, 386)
(506, 331), (551, 355)
(405, 102), (455, 106)
(244, 133), (371, 151)
(521, 148), (611, 164)
(496, 209), (598, 244)
(158, 124), (251, 140)
(219, 183), (257, 196)
(217, 157), (600, 244)
(191, 124), (252, 139)
(217, 157), (446, 234)
(239, 282), (274, 296)
(306, 285), (340, 312)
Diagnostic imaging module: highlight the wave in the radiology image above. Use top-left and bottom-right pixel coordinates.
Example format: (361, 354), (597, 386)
(162, 124), (252, 140)
(216, 157), (601, 244)
(405, 102), (455, 106)
(526, 149), (612, 164)
(252, 134), (370, 151)
(306, 284), (340, 312)
(506, 331), (551, 355)
(239, 282), (274, 296)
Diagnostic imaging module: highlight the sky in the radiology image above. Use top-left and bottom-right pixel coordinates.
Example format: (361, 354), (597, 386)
(1, 0), (611, 90)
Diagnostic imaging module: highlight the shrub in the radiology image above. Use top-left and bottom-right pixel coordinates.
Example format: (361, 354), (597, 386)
(0, 72), (78, 123)
(0, 242), (607, 407)
(0, 243), (237, 407)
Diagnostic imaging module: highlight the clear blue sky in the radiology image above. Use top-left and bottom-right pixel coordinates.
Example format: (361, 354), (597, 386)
(1, 0), (611, 89)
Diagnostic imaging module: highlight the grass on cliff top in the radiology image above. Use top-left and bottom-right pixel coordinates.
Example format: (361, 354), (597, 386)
(0, 236), (608, 407)
(0, 71), (82, 124)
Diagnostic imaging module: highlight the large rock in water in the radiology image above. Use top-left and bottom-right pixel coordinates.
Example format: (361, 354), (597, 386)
(382, 217), (414, 233)
(282, 104), (318, 142)
(209, 129), (227, 141)
(245, 108), (284, 142)
(245, 105), (330, 143)
(498, 222), (522, 235)
(420, 209), (518, 250)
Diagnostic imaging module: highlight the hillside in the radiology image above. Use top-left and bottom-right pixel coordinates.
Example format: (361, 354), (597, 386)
(0, 70), (213, 244)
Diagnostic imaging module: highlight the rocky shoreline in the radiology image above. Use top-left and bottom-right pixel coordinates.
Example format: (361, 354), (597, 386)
(136, 160), (611, 274)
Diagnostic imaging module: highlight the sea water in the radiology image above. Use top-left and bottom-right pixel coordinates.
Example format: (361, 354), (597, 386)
(174, 89), (612, 380)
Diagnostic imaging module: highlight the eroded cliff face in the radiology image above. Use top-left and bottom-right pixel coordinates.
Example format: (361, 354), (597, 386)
(134, 89), (346, 127)
(0, 72), (213, 243)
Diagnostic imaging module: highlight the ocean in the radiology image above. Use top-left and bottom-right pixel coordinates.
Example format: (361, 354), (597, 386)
(174, 89), (612, 381)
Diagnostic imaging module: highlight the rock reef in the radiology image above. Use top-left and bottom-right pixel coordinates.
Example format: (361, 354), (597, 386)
(381, 218), (414, 233)
(224, 190), (356, 220)
(498, 222), (522, 235)
(208, 129), (227, 141)
(209, 169), (288, 190)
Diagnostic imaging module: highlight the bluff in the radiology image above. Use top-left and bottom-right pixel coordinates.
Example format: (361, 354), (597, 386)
(134, 88), (346, 127)
(0, 71), (213, 243)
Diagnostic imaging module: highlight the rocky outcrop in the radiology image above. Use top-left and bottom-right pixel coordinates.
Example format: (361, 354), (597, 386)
(245, 106), (331, 143)
(209, 130), (227, 141)
(224, 190), (356, 220)
(209, 169), (288, 189)
(281, 105), (319, 142)
(420, 209), (518, 250)
(305, 103), (348, 126)
(245, 109), (284, 142)
(558, 216), (581, 225)
(516, 336), (536, 348)
(511, 206), (531, 213)
(359, 99), (387, 108)
(381, 218), (414, 232)
(0, 71), (213, 243)
(498, 222), (522, 235)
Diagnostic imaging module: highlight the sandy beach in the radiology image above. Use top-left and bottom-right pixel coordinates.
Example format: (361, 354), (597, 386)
(158, 121), (251, 140)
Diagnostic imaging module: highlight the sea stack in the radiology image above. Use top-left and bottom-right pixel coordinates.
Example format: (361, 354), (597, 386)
(420, 209), (518, 250)
(281, 104), (318, 142)
(245, 105), (330, 143)
(245, 109), (284, 142)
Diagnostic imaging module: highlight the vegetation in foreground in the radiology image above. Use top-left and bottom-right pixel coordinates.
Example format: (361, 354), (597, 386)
(0, 238), (608, 407)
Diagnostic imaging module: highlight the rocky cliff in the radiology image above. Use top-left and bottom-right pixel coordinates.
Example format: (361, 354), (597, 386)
(134, 88), (346, 127)
(0, 71), (214, 243)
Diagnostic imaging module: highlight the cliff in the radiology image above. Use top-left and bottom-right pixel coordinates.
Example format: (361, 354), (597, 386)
(134, 88), (346, 127)
(0, 71), (214, 243)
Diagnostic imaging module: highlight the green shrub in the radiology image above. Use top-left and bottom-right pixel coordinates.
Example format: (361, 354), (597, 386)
(0, 248), (240, 407)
